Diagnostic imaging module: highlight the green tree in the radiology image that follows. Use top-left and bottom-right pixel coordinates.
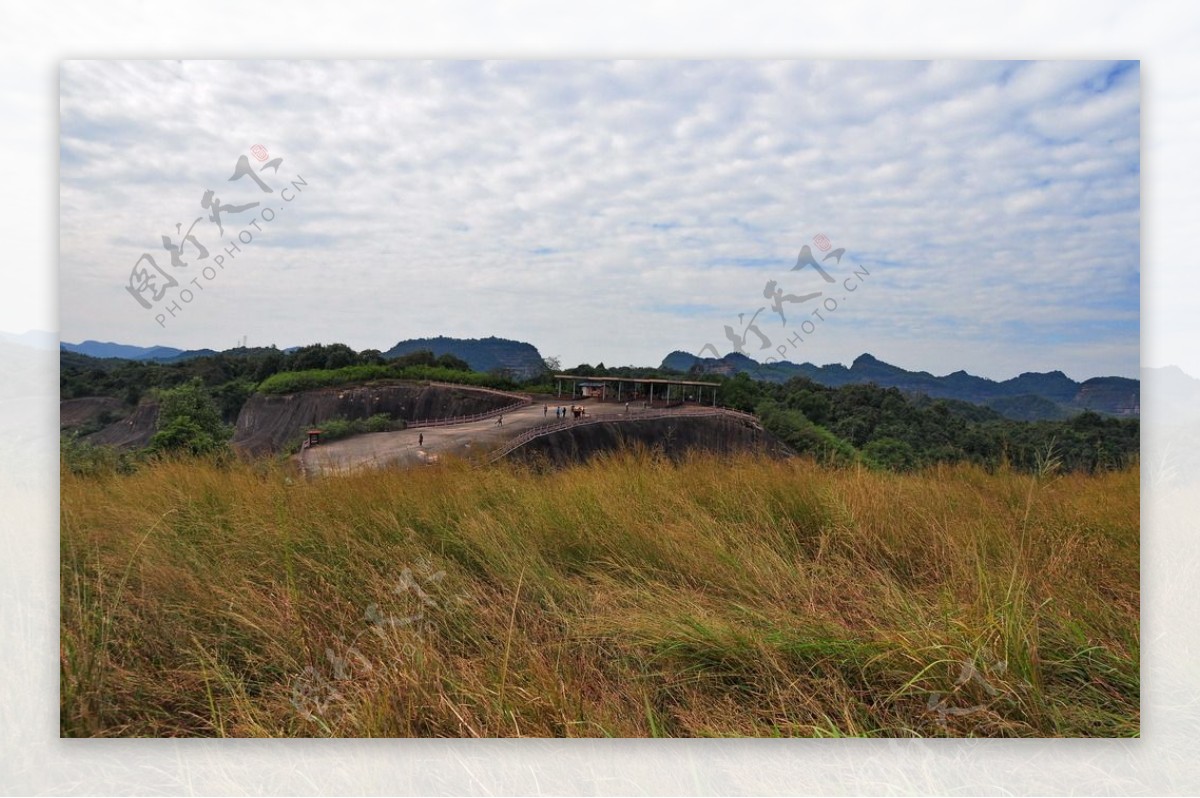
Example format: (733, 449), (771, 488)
(358, 348), (386, 366)
(435, 353), (471, 371)
(321, 343), (359, 370)
(720, 372), (761, 412)
(863, 437), (917, 471)
(393, 350), (438, 368)
(149, 379), (232, 456)
(210, 379), (256, 423)
(757, 399), (857, 464)
(252, 348), (285, 382)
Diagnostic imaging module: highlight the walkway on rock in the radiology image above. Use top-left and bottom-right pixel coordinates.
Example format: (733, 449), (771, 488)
(301, 396), (757, 476)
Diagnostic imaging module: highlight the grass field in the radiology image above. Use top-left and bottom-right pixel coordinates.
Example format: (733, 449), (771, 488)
(60, 450), (1139, 737)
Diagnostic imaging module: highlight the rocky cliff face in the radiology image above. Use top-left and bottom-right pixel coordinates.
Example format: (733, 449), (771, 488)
(506, 414), (792, 468)
(61, 396), (128, 430)
(231, 381), (513, 455)
(84, 401), (160, 450)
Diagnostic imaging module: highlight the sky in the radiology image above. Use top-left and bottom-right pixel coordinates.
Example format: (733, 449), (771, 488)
(58, 59), (1140, 380)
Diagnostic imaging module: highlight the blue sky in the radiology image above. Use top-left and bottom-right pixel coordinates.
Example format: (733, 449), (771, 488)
(58, 60), (1139, 380)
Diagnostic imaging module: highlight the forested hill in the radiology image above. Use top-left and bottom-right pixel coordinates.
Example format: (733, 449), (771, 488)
(383, 336), (545, 380)
(663, 351), (1138, 420)
(713, 372), (1139, 473)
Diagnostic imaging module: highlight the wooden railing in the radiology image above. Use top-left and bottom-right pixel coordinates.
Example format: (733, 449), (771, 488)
(405, 397), (531, 429)
(404, 382), (533, 429)
(426, 381), (535, 402)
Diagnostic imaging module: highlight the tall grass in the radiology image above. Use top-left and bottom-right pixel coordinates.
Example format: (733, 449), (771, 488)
(60, 450), (1138, 737)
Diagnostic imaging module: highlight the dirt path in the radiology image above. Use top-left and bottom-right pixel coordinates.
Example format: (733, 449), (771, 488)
(302, 397), (694, 475)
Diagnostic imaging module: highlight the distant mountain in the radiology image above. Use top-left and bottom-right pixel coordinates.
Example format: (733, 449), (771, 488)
(62, 340), (183, 360)
(61, 336), (549, 378)
(383, 336), (546, 380)
(663, 350), (1139, 420)
(61, 340), (218, 362)
(0, 329), (58, 350)
(171, 349), (220, 361)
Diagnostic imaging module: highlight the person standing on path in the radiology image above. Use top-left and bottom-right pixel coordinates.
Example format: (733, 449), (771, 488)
(544, 404), (548, 417)
(418, 432), (423, 447)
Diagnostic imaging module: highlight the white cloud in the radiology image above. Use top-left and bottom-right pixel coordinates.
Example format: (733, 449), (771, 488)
(58, 59), (1139, 379)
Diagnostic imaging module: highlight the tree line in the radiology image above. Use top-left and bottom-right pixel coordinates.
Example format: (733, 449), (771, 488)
(61, 344), (474, 421)
(717, 371), (1138, 473)
(61, 346), (1137, 473)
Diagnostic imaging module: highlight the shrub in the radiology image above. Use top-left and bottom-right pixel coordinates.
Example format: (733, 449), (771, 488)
(311, 413), (405, 443)
(60, 436), (139, 476)
(257, 364), (519, 395)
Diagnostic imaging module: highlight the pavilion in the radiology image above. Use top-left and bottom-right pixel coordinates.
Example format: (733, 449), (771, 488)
(553, 374), (720, 407)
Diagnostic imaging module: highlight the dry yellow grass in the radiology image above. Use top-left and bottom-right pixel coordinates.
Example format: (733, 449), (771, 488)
(60, 449), (1139, 737)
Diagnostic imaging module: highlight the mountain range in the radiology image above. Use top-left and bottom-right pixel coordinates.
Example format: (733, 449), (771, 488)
(62, 336), (548, 381)
(61, 340), (218, 362)
(662, 351), (1139, 420)
(56, 336), (1140, 420)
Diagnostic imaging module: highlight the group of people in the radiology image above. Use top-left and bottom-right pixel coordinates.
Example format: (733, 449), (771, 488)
(547, 405), (586, 420)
